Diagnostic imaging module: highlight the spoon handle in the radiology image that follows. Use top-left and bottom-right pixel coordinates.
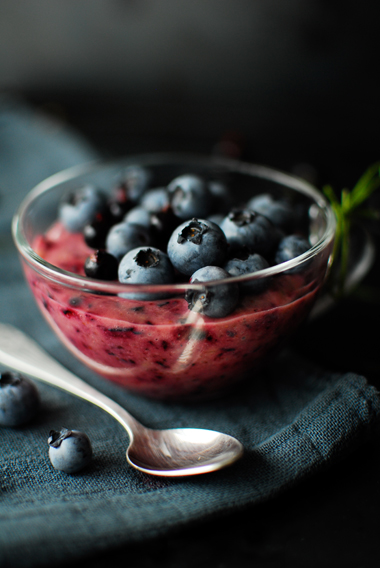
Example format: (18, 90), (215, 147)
(0, 323), (141, 437)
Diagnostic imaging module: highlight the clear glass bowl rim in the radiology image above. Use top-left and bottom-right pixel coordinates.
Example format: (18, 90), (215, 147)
(12, 153), (337, 294)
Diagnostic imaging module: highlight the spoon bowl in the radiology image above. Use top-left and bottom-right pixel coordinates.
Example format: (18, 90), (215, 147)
(0, 323), (243, 476)
(127, 427), (243, 475)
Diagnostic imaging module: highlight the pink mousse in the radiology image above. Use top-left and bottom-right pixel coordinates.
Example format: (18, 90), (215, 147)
(27, 222), (324, 399)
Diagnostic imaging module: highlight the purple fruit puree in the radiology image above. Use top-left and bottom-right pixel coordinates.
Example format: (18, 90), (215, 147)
(27, 223), (325, 399)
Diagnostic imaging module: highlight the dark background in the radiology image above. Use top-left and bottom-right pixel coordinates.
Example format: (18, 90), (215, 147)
(1, 1), (379, 185)
(1, 2), (380, 566)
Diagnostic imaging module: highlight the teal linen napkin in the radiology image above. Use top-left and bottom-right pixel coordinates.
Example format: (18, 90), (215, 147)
(1, 96), (380, 568)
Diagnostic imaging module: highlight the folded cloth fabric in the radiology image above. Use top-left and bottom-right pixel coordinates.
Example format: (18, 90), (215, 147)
(1, 97), (380, 568)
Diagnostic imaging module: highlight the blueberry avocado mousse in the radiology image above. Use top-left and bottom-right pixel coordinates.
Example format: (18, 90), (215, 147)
(29, 167), (331, 399)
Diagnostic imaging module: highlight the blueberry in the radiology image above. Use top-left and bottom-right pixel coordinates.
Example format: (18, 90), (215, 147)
(118, 247), (174, 300)
(122, 165), (151, 202)
(167, 218), (228, 276)
(167, 174), (213, 219)
(48, 428), (92, 474)
(140, 187), (170, 213)
(149, 207), (181, 250)
(0, 371), (40, 427)
(59, 185), (106, 233)
(274, 234), (311, 272)
(186, 266), (239, 318)
(247, 193), (295, 232)
(84, 250), (119, 280)
(207, 213), (224, 227)
(83, 220), (109, 249)
(124, 206), (152, 229)
(105, 222), (151, 260)
(208, 179), (233, 213)
(224, 253), (270, 294)
(107, 184), (134, 222)
(220, 209), (278, 256)
(83, 208), (115, 249)
(119, 246), (174, 284)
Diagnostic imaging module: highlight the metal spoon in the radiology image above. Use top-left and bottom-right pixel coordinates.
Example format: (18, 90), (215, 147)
(0, 323), (243, 476)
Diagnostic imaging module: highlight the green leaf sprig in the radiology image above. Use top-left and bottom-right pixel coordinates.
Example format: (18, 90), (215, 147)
(323, 162), (380, 297)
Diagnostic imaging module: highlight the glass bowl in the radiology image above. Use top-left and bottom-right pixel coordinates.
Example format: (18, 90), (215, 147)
(12, 154), (336, 400)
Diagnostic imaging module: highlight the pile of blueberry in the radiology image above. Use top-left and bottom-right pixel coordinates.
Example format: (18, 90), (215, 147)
(1, 370), (92, 474)
(59, 165), (311, 317)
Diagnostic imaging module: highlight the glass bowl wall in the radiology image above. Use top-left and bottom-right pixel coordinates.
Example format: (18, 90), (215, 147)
(12, 155), (336, 400)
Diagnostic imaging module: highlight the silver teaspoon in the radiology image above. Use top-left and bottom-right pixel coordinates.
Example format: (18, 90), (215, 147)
(0, 323), (243, 476)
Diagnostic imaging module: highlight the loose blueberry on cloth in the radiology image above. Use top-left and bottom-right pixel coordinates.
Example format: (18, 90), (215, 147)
(1, 96), (380, 568)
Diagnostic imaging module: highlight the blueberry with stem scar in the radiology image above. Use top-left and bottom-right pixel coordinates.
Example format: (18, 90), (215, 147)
(0, 371), (40, 427)
(247, 193), (296, 232)
(48, 428), (93, 474)
(167, 174), (213, 219)
(167, 218), (228, 276)
(186, 266), (239, 318)
(220, 209), (279, 256)
(59, 185), (106, 233)
(118, 246), (174, 300)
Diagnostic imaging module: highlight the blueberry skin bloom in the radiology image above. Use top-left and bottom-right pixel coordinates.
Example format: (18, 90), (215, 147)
(59, 185), (106, 233)
(122, 165), (151, 202)
(0, 371), (40, 427)
(186, 266), (239, 318)
(84, 249), (119, 280)
(48, 428), (92, 474)
(274, 234), (311, 273)
(220, 209), (278, 256)
(124, 206), (152, 228)
(140, 187), (170, 213)
(247, 193), (295, 232)
(167, 218), (228, 276)
(224, 253), (269, 294)
(106, 221), (151, 260)
(167, 174), (213, 219)
(118, 246), (175, 300)
(119, 246), (174, 285)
